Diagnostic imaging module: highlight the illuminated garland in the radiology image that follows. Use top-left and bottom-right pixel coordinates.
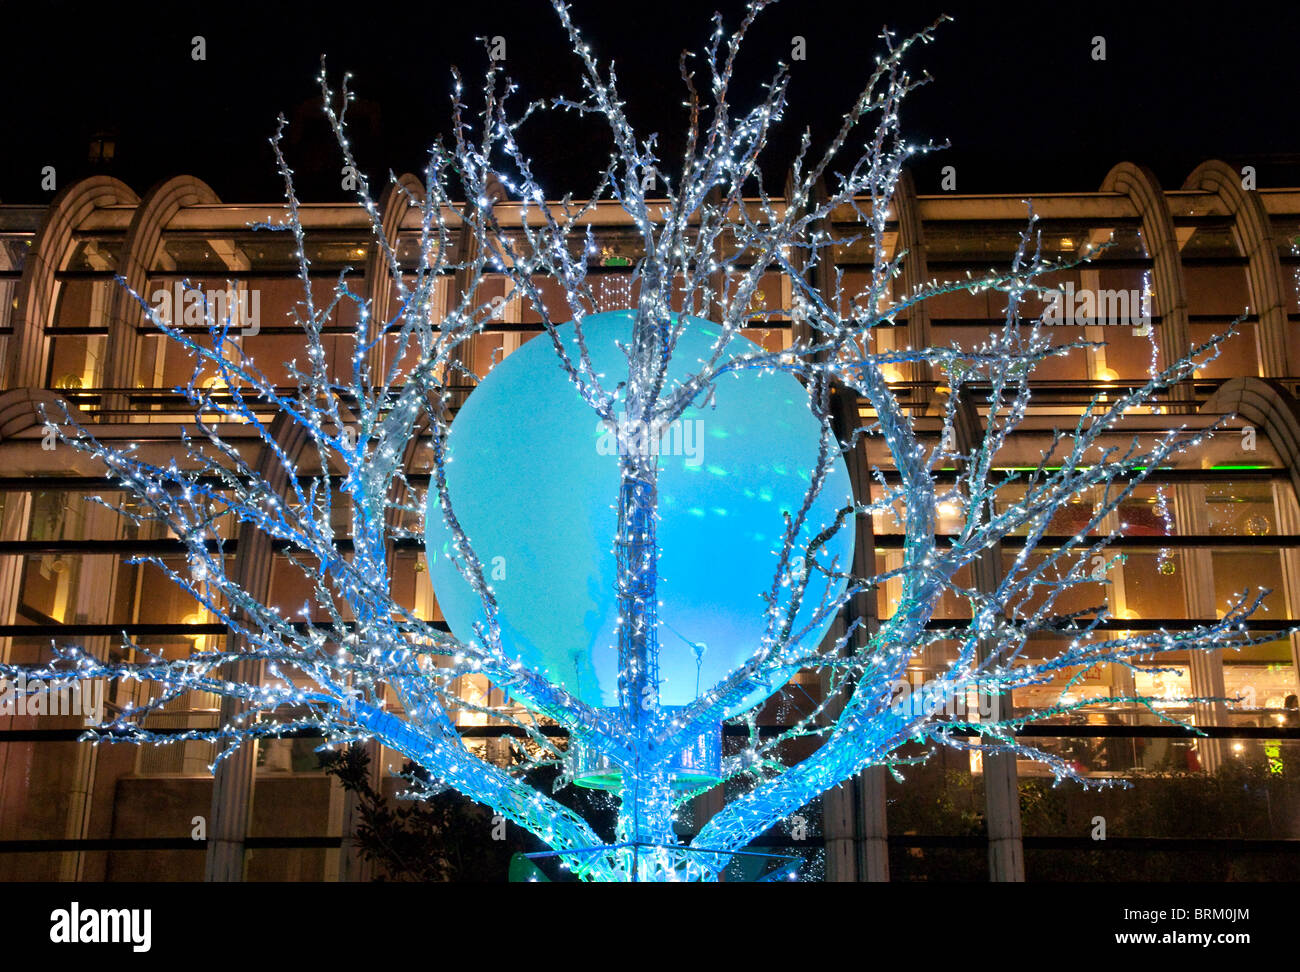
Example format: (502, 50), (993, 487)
(4, 0), (1280, 881)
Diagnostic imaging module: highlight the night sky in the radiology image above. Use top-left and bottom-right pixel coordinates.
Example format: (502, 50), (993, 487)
(2, 0), (1298, 204)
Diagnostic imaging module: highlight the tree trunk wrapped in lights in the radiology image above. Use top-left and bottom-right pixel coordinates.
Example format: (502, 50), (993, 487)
(6, 0), (1282, 881)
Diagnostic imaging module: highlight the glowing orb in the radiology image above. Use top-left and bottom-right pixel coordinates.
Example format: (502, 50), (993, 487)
(424, 311), (854, 713)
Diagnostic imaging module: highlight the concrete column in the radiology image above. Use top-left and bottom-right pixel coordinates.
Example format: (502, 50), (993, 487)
(857, 766), (889, 881)
(974, 545), (1024, 881)
(892, 171), (931, 393)
(821, 763), (889, 882)
(821, 778), (856, 881)
(1271, 483), (1300, 686)
(820, 278), (890, 882)
(784, 170), (891, 881)
(204, 413), (313, 880)
(0, 491), (32, 874)
(57, 499), (120, 880)
(204, 664), (261, 882)
(203, 534), (271, 881)
(983, 748), (1025, 881)
(1173, 484), (1226, 772)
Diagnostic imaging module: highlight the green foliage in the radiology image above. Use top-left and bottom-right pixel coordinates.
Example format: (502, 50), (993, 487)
(320, 744), (513, 881)
(320, 744), (617, 881)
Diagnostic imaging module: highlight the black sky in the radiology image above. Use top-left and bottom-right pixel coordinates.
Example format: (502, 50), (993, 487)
(2, 0), (1298, 204)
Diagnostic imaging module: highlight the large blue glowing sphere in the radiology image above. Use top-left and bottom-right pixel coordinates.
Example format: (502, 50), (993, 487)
(424, 311), (854, 712)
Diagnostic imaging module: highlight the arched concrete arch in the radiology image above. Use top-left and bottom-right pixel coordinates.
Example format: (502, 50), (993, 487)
(0, 233), (19, 376)
(783, 171), (836, 350)
(1200, 376), (1300, 749)
(364, 174), (426, 381)
(9, 176), (139, 390)
(1202, 376), (1300, 501)
(364, 173), (426, 328)
(783, 170), (814, 349)
(1101, 163), (1190, 382)
(0, 387), (81, 441)
(105, 175), (223, 396)
(448, 174), (506, 404)
(1183, 161), (1290, 376)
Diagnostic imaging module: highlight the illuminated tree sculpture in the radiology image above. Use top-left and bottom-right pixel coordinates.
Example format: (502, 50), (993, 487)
(6, 1), (1279, 881)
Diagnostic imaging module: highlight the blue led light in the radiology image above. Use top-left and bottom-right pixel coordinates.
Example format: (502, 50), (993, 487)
(425, 311), (854, 712)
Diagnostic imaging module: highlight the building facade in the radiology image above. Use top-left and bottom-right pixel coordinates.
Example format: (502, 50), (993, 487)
(1, 161), (1299, 881)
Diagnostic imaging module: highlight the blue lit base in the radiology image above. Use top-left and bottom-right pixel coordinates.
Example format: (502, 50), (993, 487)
(573, 712), (722, 791)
